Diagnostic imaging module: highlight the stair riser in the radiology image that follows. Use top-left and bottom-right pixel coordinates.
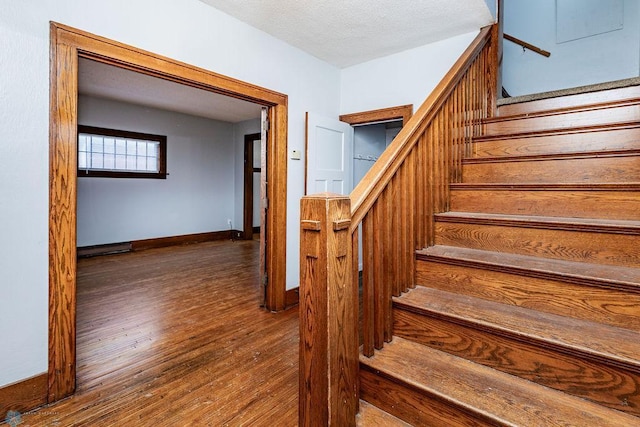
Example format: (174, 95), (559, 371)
(415, 259), (640, 330)
(435, 222), (640, 267)
(462, 155), (640, 184)
(360, 366), (496, 427)
(450, 189), (640, 220)
(497, 86), (640, 116)
(471, 127), (640, 158)
(394, 309), (640, 416)
(484, 103), (640, 136)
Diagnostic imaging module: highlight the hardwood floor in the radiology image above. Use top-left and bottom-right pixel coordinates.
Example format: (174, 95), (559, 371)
(24, 240), (298, 426)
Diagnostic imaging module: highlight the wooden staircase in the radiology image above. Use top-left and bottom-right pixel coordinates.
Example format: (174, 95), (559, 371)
(358, 85), (640, 425)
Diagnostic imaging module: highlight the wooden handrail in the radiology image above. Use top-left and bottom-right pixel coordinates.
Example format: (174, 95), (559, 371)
(350, 25), (494, 230)
(504, 33), (550, 57)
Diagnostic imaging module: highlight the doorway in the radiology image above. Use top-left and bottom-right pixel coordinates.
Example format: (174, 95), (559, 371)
(49, 22), (289, 403)
(243, 132), (262, 240)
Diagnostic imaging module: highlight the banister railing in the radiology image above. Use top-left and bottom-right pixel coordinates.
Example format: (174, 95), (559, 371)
(299, 24), (499, 426)
(504, 33), (551, 57)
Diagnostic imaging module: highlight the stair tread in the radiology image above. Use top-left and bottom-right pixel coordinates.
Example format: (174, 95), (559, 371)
(361, 336), (639, 426)
(485, 98), (640, 123)
(473, 120), (640, 143)
(356, 400), (412, 427)
(464, 149), (640, 163)
(394, 286), (640, 370)
(417, 245), (640, 288)
(451, 182), (640, 190)
(435, 211), (640, 234)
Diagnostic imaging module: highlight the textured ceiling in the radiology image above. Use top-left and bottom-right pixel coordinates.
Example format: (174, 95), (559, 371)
(199, 0), (494, 67)
(79, 1), (494, 122)
(78, 58), (263, 123)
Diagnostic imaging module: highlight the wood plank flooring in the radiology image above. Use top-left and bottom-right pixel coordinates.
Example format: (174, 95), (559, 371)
(23, 240), (298, 426)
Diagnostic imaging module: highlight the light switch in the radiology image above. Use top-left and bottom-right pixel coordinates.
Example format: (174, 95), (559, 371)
(291, 149), (301, 160)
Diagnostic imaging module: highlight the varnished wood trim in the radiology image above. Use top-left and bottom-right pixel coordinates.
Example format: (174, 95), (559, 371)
(131, 230), (236, 251)
(494, 0), (504, 102)
(503, 33), (550, 57)
(299, 194), (358, 425)
(339, 104), (413, 126)
(53, 23), (287, 106)
(50, 22), (289, 404)
(49, 27), (78, 403)
(265, 104), (288, 312)
(77, 242), (131, 257)
(285, 287), (299, 308)
(0, 373), (48, 419)
(244, 133), (261, 240)
(301, 220), (321, 231)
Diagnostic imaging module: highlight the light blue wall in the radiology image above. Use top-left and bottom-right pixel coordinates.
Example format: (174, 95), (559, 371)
(77, 96), (242, 247)
(502, 0), (640, 96)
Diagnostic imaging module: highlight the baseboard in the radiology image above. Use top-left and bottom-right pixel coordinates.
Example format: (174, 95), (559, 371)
(285, 287), (299, 308)
(78, 230), (241, 257)
(77, 241), (132, 258)
(132, 230), (236, 251)
(0, 373), (48, 419)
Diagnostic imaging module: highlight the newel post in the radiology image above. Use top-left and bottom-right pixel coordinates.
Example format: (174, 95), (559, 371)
(299, 193), (358, 426)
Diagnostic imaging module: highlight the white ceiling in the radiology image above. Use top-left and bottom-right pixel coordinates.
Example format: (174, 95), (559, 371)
(78, 58), (264, 123)
(199, 0), (494, 68)
(79, 1), (493, 122)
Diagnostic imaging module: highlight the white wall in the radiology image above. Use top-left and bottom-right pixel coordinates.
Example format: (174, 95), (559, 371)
(77, 96), (242, 246)
(484, 0), (497, 20)
(502, 0), (640, 96)
(0, 0), (339, 388)
(340, 31), (480, 115)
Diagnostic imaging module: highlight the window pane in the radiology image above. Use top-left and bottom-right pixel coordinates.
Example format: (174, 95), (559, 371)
(127, 140), (137, 155)
(126, 155), (136, 170)
(104, 138), (115, 154)
(103, 155), (115, 170)
(137, 141), (147, 156)
(90, 136), (104, 153)
(115, 139), (126, 155)
(78, 135), (87, 152)
(136, 157), (146, 170)
(78, 151), (87, 169)
(91, 152), (103, 169)
(115, 154), (126, 170)
(78, 129), (164, 177)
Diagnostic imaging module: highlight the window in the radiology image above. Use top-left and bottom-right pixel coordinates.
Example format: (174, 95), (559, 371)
(77, 125), (167, 179)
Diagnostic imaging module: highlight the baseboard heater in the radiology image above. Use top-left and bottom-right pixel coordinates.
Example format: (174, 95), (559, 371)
(77, 242), (132, 258)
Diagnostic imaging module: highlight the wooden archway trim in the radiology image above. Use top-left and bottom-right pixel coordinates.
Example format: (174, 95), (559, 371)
(339, 104), (413, 126)
(49, 22), (288, 402)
